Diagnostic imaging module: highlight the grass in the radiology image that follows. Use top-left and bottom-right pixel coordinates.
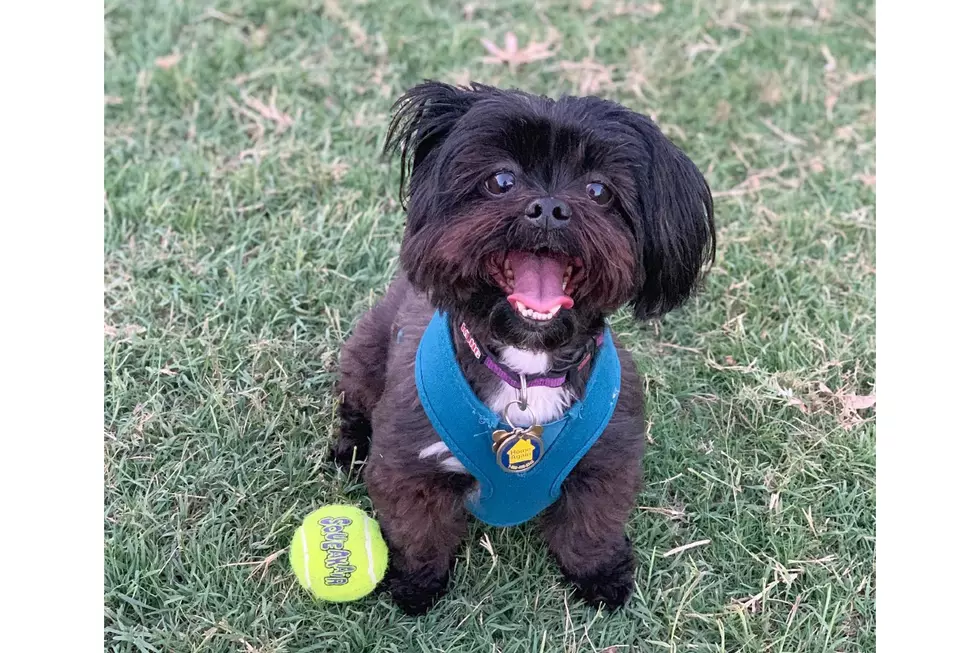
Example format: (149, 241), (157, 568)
(103, 0), (876, 651)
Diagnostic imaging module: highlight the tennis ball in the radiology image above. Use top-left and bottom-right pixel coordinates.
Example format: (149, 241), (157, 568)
(289, 504), (388, 602)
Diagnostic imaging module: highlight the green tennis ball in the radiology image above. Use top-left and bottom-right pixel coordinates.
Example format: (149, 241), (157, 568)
(289, 504), (388, 602)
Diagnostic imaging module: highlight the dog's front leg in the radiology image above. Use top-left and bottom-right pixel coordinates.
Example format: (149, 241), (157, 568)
(366, 463), (469, 615)
(539, 456), (641, 610)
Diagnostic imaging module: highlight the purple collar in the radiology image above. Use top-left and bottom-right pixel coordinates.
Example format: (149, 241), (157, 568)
(457, 321), (603, 390)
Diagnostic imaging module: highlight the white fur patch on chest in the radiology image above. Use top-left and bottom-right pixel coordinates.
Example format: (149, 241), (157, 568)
(485, 347), (574, 427)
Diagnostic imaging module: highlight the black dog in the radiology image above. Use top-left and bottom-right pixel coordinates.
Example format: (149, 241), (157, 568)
(332, 82), (715, 615)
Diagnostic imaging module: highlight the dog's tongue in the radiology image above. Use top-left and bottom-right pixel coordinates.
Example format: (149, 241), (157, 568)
(506, 252), (575, 313)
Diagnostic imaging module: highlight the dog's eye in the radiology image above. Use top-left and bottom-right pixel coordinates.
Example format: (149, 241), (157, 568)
(486, 171), (516, 195)
(586, 182), (612, 205)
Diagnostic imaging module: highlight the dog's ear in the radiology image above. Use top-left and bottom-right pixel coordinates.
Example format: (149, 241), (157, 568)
(621, 113), (716, 320)
(384, 81), (487, 211)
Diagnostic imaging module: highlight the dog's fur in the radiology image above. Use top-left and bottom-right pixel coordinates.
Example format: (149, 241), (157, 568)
(331, 82), (715, 615)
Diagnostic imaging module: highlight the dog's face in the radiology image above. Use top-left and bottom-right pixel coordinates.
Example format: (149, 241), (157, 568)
(386, 82), (715, 349)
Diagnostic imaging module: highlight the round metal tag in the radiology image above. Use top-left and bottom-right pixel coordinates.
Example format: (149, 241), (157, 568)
(496, 434), (544, 473)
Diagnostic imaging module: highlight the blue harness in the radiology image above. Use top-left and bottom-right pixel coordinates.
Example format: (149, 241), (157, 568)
(414, 312), (621, 527)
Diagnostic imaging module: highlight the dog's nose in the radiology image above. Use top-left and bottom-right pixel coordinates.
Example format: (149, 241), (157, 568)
(524, 197), (571, 228)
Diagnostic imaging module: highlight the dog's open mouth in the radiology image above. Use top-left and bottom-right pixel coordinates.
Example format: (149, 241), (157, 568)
(489, 251), (584, 322)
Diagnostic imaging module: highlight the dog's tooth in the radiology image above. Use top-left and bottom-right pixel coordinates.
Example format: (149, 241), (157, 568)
(562, 279), (568, 291)
(516, 301), (527, 311)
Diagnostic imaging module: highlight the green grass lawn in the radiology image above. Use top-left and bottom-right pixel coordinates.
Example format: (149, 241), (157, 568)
(104, 1), (876, 651)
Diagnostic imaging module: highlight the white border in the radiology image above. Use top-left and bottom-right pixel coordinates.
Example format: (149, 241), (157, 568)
(2, 1), (977, 649)
(1, 3), (103, 649)
(879, 2), (979, 651)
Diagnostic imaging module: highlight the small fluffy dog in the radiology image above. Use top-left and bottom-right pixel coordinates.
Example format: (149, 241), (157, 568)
(332, 81), (715, 615)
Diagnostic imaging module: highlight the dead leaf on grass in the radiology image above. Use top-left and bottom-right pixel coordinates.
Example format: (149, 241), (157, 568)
(759, 75), (783, 105)
(815, 0), (836, 21)
(324, 159), (350, 182)
(130, 403), (154, 438)
(559, 58), (615, 95)
(843, 393), (876, 411)
(222, 548), (288, 581)
(855, 172), (876, 188)
(687, 34), (721, 59)
(835, 125), (858, 141)
(104, 323), (146, 341)
(714, 162), (801, 199)
(714, 100), (732, 122)
(323, 0), (370, 51)
(612, 1), (664, 15)
(481, 31), (557, 68)
(249, 26), (268, 48)
(821, 43), (874, 120)
(788, 397), (809, 414)
(805, 384), (876, 430)
(228, 89), (295, 141)
(242, 89), (294, 131)
(155, 52), (182, 70)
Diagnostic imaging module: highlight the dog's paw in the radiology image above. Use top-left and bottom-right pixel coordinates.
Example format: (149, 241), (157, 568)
(328, 405), (372, 472)
(328, 435), (368, 473)
(383, 565), (450, 616)
(561, 538), (636, 611)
